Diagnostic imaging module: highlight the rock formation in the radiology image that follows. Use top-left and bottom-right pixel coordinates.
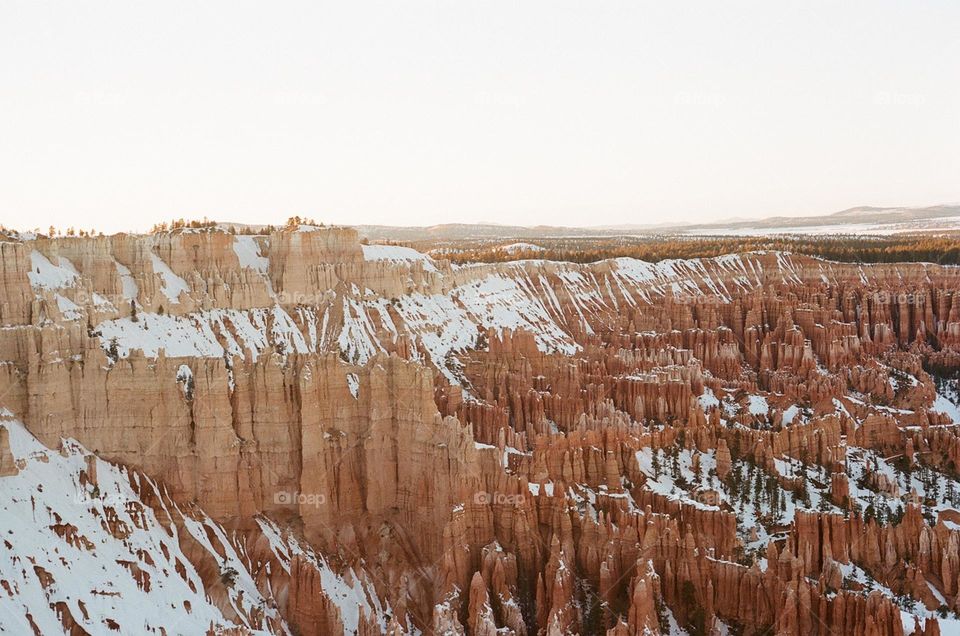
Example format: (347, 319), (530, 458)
(2, 225), (960, 634)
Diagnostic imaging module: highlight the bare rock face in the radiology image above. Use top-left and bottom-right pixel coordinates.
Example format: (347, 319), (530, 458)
(3, 227), (960, 634)
(0, 425), (17, 476)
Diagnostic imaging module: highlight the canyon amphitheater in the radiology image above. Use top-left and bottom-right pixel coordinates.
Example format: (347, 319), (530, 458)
(3, 224), (960, 636)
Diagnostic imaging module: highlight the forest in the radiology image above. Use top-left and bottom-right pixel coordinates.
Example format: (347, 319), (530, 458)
(429, 233), (960, 266)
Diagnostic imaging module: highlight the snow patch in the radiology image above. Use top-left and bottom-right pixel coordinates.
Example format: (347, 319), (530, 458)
(27, 251), (79, 290)
(115, 261), (138, 300)
(233, 235), (269, 274)
(346, 373), (359, 399)
(747, 395), (769, 416)
(934, 392), (960, 425)
(55, 294), (82, 320)
(362, 244), (438, 272)
(149, 252), (190, 303)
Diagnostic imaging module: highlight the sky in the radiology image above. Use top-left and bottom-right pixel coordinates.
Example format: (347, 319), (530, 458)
(1, 1), (959, 234)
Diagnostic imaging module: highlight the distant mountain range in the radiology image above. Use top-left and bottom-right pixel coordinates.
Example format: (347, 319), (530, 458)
(675, 204), (960, 234)
(356, 204), (960, 241)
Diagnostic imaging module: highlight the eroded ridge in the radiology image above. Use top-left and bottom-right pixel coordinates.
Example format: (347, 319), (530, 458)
(2, 225), (960, 634)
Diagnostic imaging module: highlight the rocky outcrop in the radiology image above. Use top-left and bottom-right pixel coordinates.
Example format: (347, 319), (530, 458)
(0, 425), (16, 476)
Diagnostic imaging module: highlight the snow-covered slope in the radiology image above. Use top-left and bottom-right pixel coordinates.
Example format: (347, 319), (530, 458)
(0, 411), (392, 636)
(91, 251), (813, 385)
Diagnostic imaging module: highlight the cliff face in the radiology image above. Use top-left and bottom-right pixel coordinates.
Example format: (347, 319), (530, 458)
(0, 412), (396, 635)
(2, 226), (960, 634)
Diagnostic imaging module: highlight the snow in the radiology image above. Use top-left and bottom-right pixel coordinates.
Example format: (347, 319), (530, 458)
(389, 293), (477, 380)
(176, 365), (192, 381)
(663, 607), (691, 635)
(838, 561), (960, 629)
(636, 442), (852, 554)
(361, 244), (438, 272)
(149, 253), (190, 304)
(346, 372), (359, 399)
(56, 293), (82, 320)
(79, 249), (817, 388)
(0, 412), (398, 634)
(91, 292), (114, 309)
(96, 306), (311, 360)
(747, 395), (769, 416)
(682, 217), (960, 237)
(498, 242), (545, 254)
(456, 273), (578, 356)
(0, 415), (277, 635)
(115, 261), (139, 301)
(933, 392), (960, 424)
(233, 235), (270, 274)
(339, 297), (386, 365)
(610, 256), (739, 304)
(527, 482), (555, 496)
(845, 446), (960, 518)
(781, 404), (800, 425)
(176, 364), (193, 397)
(322, 253), (805, 385)
(178, 512), (279, 631)
(27, 250), (79, 290)
(256, 518), (390, 633)
(98, 312), (227, 358)
(340, 270), (581, 383)
(699, 388), (720, 410)
(635, 447), (722, 512)
(267, 304), (310, 355)
(74, 247), (949, 412)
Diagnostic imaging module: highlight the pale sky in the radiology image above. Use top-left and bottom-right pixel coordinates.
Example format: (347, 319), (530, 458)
(1, 1), (958, 233)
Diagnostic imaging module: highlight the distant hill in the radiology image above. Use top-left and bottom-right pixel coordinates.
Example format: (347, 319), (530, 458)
(678, 205), (960, 232)
(356, 205), (960, 241)
(355, 223), (627, 241)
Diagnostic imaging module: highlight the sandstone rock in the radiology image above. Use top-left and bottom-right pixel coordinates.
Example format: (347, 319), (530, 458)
(0, 425), (17, 477)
